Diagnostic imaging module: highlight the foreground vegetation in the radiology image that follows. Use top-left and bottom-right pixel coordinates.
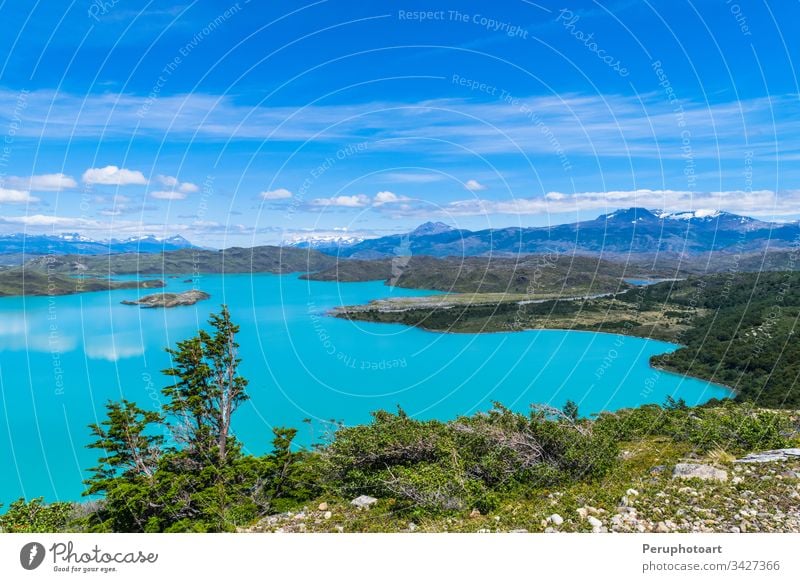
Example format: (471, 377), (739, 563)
(2, 308), (799, 533)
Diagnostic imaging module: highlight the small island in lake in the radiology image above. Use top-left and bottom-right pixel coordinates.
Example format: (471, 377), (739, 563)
(122, 289), (210, 308)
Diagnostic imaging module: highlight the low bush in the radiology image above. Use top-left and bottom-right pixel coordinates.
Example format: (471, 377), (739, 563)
(319, 404), (618, 512)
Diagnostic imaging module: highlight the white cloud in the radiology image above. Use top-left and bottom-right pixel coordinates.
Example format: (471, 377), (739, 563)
(465, 179), (487, 191)
(383, 172), (445, 184)
(153, 175), (198, 198)
(178, 182), (199, 193)
(0, 188), (37, 204)
(373, 190), (412, 206)
(7, 173), (78, 191)
(310, 192), (411, 208)
(311, 194), (371, 208)
(261, 188), (293, 200)
(0, 214), (81, 227)
(394, 188), (800, 219)
(150, 190), (187, 200)
(157, 174), (178, 187)
(82, 165), (147, 185)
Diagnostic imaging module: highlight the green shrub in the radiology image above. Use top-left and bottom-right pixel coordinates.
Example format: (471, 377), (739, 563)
(681, 403), (794, 453)
(320, 404), (618, 512)
(0, 497), (74, 533)
(594, 404), (679, 440)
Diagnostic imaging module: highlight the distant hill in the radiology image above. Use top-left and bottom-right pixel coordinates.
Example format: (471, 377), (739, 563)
(0, 232), (201, 264)
(302, 254), (639, 295)
(330, 208), (800, 258)
(0, 268), (165, 297)
(23, 245), (338, 277)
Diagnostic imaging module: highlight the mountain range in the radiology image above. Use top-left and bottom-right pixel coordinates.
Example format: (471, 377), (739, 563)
(311, 208), (800, 259)
(5, 208), (798, 266)
(0, 233), (199, 264)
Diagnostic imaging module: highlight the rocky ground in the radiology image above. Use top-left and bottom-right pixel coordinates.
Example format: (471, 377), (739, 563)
(238, 448), (800, 534)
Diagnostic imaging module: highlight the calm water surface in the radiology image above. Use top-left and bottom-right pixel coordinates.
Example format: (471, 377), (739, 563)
(0, 274), (730, 503)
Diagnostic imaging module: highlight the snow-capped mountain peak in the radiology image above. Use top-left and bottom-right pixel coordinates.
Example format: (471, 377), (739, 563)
(56, 232), (96, 242)
(284, 234), (365, 250)
(656, 209), (722, 220)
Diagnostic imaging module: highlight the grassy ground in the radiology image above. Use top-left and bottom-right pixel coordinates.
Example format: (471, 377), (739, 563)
(241, 434), (800, 534)
(334, 294), (698, 342)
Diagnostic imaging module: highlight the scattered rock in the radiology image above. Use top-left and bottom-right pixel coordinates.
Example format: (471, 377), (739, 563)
(626, 488), (639, 496)
(350, 495), (378, 509)
(576, 507), (589, 519)
(323, 511), (332, 520)
(587, 516), (602, 528)
(318, 502), (329, 511)
(735, 449), (800, 464)
(509, 529), (528, 533)
(673, 463), (728, 482)
(548, 513), (564, 526)
(470, 508), (481, 518)
(408, 522), (417, 532)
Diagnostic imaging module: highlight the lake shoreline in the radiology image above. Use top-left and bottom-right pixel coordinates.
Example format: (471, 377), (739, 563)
(331, 308), (737, 398)
(0, 272), (732, 504)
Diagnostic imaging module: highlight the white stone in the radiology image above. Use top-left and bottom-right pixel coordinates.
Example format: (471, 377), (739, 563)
(673, 463), (728, 482)
(587, 516), (602, 528)
(735, 449), (800, 464)
(548, 513), (564, 526)
(350, 495), (378, 509)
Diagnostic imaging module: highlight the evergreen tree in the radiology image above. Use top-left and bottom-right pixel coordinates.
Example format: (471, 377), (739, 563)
(562, 400), (579, 421)
(84, 399), (164, 494)
(79, 307), (305, 532)
(162, 305), (248, 467)
(83, 399), (164, 531)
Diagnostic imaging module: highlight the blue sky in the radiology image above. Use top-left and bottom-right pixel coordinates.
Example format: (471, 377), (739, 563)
(0, 0), (798, 246)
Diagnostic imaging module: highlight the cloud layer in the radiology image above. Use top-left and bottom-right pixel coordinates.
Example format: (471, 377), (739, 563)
(1, 89), (795, 164)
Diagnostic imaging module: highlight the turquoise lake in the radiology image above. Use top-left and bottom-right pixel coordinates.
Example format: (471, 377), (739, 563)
(0, 274), (731, 504)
